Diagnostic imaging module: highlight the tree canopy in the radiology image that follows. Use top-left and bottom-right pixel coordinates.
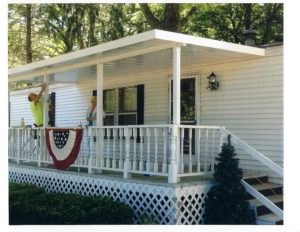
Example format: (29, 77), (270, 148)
(8, 3), (283, 68)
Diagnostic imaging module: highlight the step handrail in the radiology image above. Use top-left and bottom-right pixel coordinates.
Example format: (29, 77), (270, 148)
(242, 180), (283, 220)
(220, 128), (283, 177)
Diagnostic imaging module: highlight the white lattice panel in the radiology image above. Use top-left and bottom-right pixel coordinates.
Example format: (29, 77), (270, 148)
(9, 165), (210, 224)
(175, 184), (212, 224)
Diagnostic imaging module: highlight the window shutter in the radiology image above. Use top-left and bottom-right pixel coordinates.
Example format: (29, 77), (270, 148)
(49, 92), (56, 127)
(93, 90), (97, 96)
(137, 85), (144, 125)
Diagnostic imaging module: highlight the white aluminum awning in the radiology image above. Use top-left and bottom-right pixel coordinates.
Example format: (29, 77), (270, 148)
(8, 29), (265, 84)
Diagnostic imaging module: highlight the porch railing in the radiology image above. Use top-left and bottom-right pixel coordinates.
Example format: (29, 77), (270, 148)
(8, 125), (222, 182)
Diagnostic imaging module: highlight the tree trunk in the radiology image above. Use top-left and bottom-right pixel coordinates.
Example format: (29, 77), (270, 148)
(139, 3), (182, 32)
(26, 4), (32, 63)
(261, 4), (280, 44)
(163, 4), (181, 32)
(244, 3), (252, 29)
(139, 3), (162, 29)
(88, 4), (98, 47)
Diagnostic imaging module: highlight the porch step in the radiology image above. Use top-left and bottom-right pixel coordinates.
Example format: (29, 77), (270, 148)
(248, 194), (283, 216)
(246, 182), (283, 199)
(243, 174), (268, 185)
(256, 213), (283, 225)
(243, 174), (283, 225)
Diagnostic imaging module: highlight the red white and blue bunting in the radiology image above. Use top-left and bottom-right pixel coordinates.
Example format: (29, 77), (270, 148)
(45, 128), (83, 170)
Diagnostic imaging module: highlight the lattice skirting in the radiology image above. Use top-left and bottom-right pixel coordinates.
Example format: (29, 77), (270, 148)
(9, 165), (212, 224)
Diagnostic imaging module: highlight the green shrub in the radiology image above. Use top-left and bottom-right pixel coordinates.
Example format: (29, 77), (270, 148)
(9, 182), (134, 225)
(139, 211), (159, 224)
(203, 135), (255, 224)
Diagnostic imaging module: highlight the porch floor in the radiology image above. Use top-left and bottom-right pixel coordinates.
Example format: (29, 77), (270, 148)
(9, 160), (269, 187)
(9, 160), (214, 186)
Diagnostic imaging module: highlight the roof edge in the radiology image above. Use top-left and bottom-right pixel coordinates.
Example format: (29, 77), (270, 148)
(154, 30), (265, 56)
(9, 30), (158, 76)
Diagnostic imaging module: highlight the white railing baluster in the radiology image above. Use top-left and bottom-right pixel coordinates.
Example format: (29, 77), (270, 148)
(204, 128), (208, 172)
(98, 127), (104, 171)
(154, 128), (158, 173)
(17, 129), (22, 164)
(146, 128), (151, 172)
(211, 129), (215, 172)
(162, 128), (167, 173)
(119, 128), (124, 169)
(8, 129), (11, 158)
(123, 127), (131, 178)
(88, 127), (93, 173)
(139, 128), (144, 171)
(180, 128), (184, 173)
(106, 128), (111, 168)
(189, 128), (192, 173)
(27, 129), (31, 161)
(132, 128), (137, 171)
(39, 129), (45, 166)
(197, 128), (201, 172)
(90, 128), (97, 168)
(24, 129), (28, 160)
(8, 129), (12, 158)
(112, 128), (117, 169)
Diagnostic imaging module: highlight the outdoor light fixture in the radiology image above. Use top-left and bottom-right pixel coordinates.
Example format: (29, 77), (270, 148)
(207, 72), (219, 90)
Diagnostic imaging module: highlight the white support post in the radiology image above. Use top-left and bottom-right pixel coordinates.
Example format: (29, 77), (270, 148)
(43, 73), (49, 128)
(95, 63), (104, 173)
(168, 46), (181, 184)
(168, 125), (178, 183)
(96, 63), (104, 126)
(172, 47), (181, 126)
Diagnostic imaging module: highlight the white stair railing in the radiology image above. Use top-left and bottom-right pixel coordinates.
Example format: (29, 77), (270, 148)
(242, 180), (283, 220)
(220, 128), (283, 220)
(220, 128), (283, 177)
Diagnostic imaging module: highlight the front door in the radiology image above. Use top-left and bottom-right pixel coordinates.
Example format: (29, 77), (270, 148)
(170, 77), (196, 125)
(170, 76), (197, 158)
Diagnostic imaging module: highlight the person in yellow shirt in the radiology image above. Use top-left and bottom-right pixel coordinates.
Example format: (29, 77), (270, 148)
(28, 84), (45, 127)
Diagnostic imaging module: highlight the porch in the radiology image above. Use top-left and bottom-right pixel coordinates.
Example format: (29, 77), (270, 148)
(8, 30), (283, 224)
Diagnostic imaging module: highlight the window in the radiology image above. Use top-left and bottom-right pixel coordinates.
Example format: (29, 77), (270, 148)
(118, 87), (137, 125)
(100, 85), (144, 126)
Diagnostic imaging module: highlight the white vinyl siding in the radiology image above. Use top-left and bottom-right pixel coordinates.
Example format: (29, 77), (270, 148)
(195, 46), (283, 183)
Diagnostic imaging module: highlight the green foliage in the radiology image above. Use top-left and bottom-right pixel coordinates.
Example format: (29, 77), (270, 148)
(203, 135), (255, 224)
(8, 3), (283, 68)
(9, 182), (134, 225)
(139, 211), (159, 224)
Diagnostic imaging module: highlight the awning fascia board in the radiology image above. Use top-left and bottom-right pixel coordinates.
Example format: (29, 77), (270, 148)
(154, 30), (266, 56)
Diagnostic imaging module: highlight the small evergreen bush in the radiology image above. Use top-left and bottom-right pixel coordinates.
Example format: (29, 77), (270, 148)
(9, 182), (134, 225)
(203, 135), (255, 224)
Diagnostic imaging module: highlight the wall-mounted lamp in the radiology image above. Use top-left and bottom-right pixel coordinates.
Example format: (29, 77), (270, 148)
(207, 72), (219, 91)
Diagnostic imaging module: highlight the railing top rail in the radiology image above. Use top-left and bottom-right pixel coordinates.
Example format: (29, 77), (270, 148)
(221, 128), (283, 177)
(178, 125), (223, 129)
(9, 127), (45, 130)
(89, 125), (170, 129)
(88, 124), (223, 129)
